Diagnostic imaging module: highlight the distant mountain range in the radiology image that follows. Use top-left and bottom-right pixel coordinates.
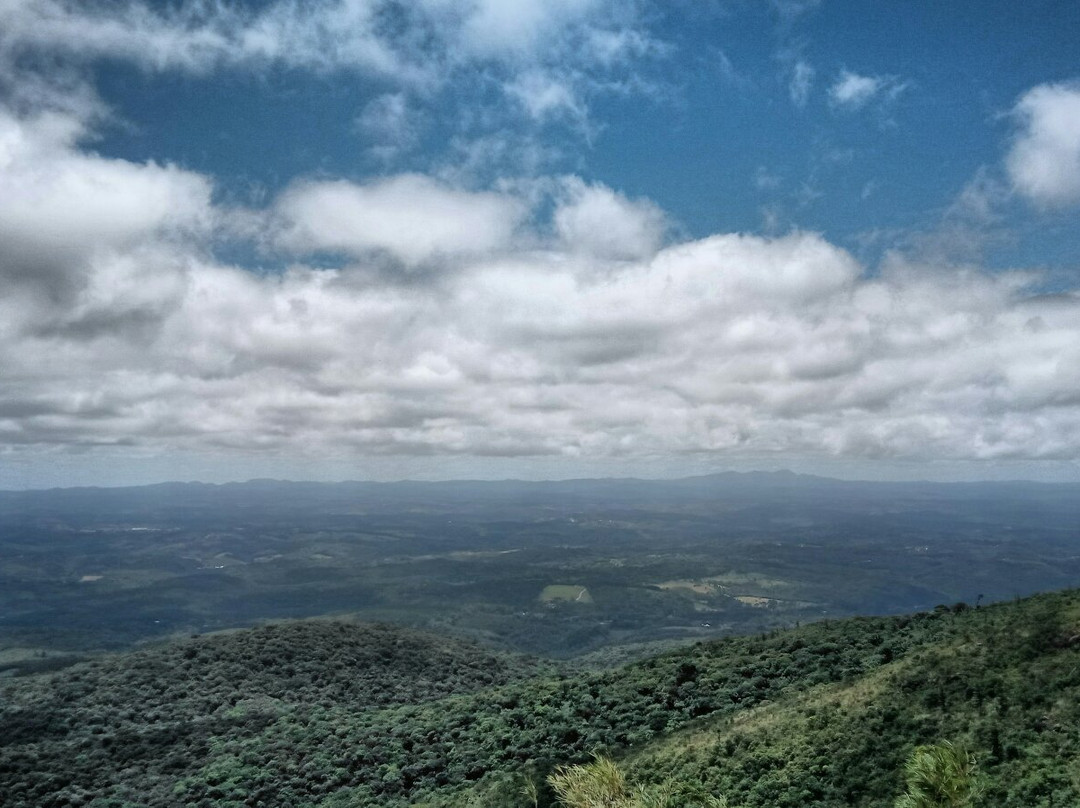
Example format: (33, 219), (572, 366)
(3, 470), (1079, 521)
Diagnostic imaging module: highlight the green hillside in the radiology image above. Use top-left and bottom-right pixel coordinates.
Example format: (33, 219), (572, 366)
(2, 591), (1078, 807)
(620, 594), (1080, 807)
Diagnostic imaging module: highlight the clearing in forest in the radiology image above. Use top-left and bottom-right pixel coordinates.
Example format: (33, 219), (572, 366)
(539, 584), (593, 603)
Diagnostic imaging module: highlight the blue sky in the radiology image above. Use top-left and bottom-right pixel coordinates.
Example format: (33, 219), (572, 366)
(84, 1), (1080, 261)
(1, 0), (1079, 487)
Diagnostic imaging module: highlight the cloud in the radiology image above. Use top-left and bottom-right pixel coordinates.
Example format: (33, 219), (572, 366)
(3, 70), (1080, 476)
(506, 70), (589, 124)
(0, 0), (658, 129)
(0, 0), (667, 189)
(710, 47), (750, 91)
(828, 69), (907, 110)
(788, 60), (814, 107)
(355, 93), (422, 162)
(553, 177), (667, 260)
(771, 0), (822, 29)
(906, 79), (1080, 264)
(0, 0), (420, 79)
(453, 0), (605, 57)
(770, 0), (819, 109)
(754, 166), (783, 191)
(273, 174), (526, 266)
(1006, 81), (1080, 207)
(437, 132), (563, 187)
(0, 105), (211, 310)
(0, 109), (211, 249)
(5, 118), (1080, 468)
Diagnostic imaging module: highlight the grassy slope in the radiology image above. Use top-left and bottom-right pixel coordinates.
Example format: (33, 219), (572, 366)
(2, 591), (1078, 807)
(622, 591), (1080, 808)
(439, 591), (1080, 808)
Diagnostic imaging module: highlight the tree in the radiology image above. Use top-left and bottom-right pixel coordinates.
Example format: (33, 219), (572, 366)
(895, 742), (979, 808)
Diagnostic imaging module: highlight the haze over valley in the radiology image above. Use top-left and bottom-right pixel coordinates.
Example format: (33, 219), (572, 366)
(3, 473), (1078, 668)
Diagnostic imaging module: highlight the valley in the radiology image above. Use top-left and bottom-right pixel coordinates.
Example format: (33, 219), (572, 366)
(1, 473), (1078, 665)
(2, 473), (1079, 805)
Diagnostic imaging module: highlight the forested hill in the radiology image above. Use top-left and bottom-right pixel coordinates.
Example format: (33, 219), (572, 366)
(2, 590), (1079, 807)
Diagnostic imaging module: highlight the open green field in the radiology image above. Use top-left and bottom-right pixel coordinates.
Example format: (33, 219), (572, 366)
(540, 584), (594, 603)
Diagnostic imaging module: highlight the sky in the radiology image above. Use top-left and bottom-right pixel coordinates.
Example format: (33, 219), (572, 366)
(1, 0), (1080, 488)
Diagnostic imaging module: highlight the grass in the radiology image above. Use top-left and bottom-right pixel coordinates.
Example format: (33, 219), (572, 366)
(540, 585), (594, 604)
(655, 580), (720, 596)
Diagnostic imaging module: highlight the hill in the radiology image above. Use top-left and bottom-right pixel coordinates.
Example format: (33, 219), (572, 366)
(2, 589), (1078, 806)
(0, 622), (548, 807)
(618, 593), (1080, 807)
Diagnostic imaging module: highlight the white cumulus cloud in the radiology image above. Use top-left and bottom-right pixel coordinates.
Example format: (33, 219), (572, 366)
(1006, 81), (1080, 207)
(452, 0), (605, 57)
(273, 175), (526, 266)
(2, 74), (1080, 481)
(553, 178), (667, 260)
(0, 105), (212, 317)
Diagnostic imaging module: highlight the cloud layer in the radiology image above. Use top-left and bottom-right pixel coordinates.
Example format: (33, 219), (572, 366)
(2, 90), (1079, 471)
(1, 6), (1079, 480)
(1, 0), (599, 76)
(0, 0), (654, 146)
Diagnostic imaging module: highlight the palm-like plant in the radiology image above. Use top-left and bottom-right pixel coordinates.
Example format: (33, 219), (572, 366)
(895, 741), (979, 808)
(548, 756), (637, 808)
(547, 756), (727, 808)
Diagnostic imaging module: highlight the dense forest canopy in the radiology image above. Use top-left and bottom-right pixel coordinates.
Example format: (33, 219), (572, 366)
(2, 589), (1077, 807)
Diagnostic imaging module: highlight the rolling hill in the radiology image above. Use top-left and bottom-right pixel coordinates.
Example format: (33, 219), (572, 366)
(2, 589), (1078, 806)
